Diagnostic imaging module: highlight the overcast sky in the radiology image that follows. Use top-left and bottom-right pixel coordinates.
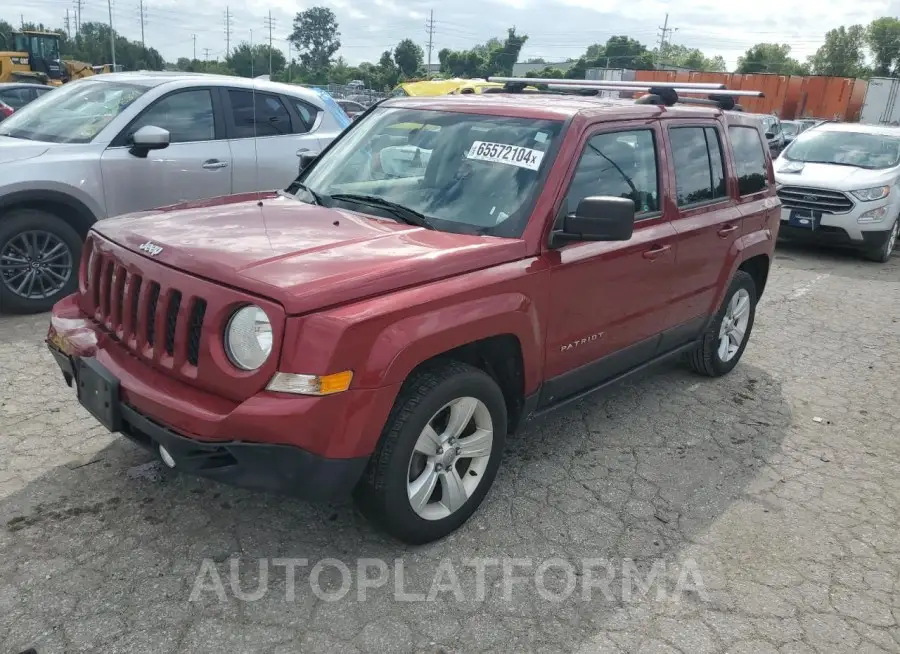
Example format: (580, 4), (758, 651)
(4, 0), (898, 71)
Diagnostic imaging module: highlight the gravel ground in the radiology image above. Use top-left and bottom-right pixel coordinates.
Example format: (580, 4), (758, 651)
(1, 242), (899, 654)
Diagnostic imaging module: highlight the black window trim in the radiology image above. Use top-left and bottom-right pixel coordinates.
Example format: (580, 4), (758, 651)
(221, 87), (299, 140)
(668, 123), (731, 211)
(728, 124), (770, 198)
(556, 125), (664, 228)
(283, 94), (321, 134)
(109, 86), (225, 148)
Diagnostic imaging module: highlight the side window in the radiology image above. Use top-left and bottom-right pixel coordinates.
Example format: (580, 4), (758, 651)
(289, 98), (319, 133)
(729, 126), (768, 195)
(0, 88), (34, 109)
(228, 90), (292, 138)
(669, 126), (727, 207)
(563, 129), (660, 218)
(131, 89), (215, 144)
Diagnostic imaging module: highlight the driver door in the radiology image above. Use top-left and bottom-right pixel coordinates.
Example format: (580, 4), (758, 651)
(100, 87), (232, 218)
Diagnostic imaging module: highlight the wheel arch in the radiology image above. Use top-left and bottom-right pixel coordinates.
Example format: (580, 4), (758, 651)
(0, 189), (98, 239)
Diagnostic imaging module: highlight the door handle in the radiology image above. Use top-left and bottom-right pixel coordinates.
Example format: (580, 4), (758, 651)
(202, 159), (228, 169)
(717, 224), (739, 237)
(296, 148), (318, 157)
(642, 244), (671, 260)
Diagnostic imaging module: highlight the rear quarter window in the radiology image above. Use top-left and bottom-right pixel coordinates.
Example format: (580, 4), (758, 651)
(729, 126), (769, 195)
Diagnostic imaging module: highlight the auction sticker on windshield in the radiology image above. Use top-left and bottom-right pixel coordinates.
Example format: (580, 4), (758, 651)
(466, 141), (544, 171)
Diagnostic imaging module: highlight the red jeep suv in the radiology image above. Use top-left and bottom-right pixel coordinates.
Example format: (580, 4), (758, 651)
(47, 80), (780, 544)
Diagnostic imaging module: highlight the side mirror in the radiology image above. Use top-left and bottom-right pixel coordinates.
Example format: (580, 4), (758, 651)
(129, 125), (170, 158)
(764, 131), (775, 140)
(556, 196), (635, 244)
(298, 152), (318, 174)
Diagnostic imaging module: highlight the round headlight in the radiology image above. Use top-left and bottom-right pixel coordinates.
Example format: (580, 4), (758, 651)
(224, 305), (273, 371)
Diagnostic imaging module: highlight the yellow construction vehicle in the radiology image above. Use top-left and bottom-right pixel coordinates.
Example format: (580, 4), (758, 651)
(0, 30), (99, 85)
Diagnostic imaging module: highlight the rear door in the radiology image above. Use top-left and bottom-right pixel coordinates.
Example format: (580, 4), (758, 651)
(100, 87), (232, 217)
(541, 122), (679, 406)
(223, 88), (323, 194)
(663, 121), (742, 335)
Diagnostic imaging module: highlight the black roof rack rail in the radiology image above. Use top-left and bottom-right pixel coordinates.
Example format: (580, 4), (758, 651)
(485, 77), (763, 111)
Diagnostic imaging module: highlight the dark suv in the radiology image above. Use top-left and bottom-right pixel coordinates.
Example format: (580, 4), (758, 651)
(47, 79), (779, 544)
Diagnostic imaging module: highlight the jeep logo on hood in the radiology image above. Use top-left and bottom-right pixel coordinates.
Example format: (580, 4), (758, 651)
(139, 241), (163, 256)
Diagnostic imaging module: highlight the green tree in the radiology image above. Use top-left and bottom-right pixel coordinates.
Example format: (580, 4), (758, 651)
(866, 17), (900, 76)
(378, 50), (400, 88)
(393, 38), (424, 78)
(226, 42), (285, 78)
(289, 6), (341, 83)
(808, 25), (868, 77)
(737, 43), (807, 75)
(656, 43), (726, 72)
(524, 57), (546, 64)
(524, 66), (566, 78)
(484, 27), (528, 76)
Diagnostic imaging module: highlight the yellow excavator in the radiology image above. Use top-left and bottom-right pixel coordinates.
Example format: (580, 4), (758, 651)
(0, 30), (106, 85)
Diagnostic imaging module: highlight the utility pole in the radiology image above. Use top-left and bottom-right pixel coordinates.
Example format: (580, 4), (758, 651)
(192, 33), (197, 61)
(107, 0), (117, 70)
(655, 13), (669, 68)
(65, 9), (71, 38)
(264, 11), (276, 75)
(138, 0), (146, 49)
(203, 47), (211, 61)
(73, 0), (83, 36)
(425, 10), (435, 72)
(20, 15), (24, 28)
(224, 7), (232, 58)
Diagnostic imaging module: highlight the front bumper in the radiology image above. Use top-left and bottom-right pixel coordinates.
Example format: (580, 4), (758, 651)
(49, 343), (369, 500)
(779, 205), (896, 251)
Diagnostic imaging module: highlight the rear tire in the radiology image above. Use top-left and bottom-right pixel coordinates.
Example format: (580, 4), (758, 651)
(862, 218), (899, 263)
(354, 360), (507, 545)
(0, 210), (83, 315)
(687, 270), (757, 377)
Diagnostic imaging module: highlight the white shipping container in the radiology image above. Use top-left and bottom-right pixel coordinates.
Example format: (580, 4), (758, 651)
(860, 77), (900, 125)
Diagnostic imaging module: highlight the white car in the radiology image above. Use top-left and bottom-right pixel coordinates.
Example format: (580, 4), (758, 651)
(0, 72), (349, 314)
(774, 121), (900, 262)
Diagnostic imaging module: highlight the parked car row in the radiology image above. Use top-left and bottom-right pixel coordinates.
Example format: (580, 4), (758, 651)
(0, 72), (351, 314)
(0, 82), (54, 121)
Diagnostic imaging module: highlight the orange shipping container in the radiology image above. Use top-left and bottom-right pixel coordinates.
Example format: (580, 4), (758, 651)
(632, 70), (867, 121)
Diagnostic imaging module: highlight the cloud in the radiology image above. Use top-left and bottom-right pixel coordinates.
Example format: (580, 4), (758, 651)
(2, 0), (896, 70)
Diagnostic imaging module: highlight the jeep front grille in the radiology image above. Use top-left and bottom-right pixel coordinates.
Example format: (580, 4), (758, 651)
(776, 186), (854, 214)
(86, 250), (207, 370)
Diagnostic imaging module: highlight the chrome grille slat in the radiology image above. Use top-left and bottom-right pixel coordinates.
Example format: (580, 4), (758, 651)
(776, 186), (854, 214)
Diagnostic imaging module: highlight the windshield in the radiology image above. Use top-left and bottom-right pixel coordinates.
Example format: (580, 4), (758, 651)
(0, 80), (145, 143)
(299, 107), (564, 237)
(781, 122), (799, 136)
(784, 129), (900, 169)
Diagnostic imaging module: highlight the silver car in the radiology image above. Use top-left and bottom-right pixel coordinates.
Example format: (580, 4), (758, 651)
(0, 72), (349, 314)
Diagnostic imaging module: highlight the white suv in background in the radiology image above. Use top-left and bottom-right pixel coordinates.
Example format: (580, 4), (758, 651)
(774, 122), (900, 263)
(0, 72), (349, 314)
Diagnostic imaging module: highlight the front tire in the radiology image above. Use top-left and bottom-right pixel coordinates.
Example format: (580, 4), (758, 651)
(687, 270), (757, 377)
(0, 210), (82, 315)
(354, 361), (507, 545)
(862, 218), (899, 263)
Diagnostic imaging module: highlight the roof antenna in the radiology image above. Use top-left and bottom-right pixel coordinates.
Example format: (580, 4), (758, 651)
(250, 28), (262, 207)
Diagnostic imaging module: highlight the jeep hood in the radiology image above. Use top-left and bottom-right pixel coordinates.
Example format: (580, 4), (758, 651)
(92, 192), (527, 315)
(774, 160), (898, 190)
(0, 136), (51, 164)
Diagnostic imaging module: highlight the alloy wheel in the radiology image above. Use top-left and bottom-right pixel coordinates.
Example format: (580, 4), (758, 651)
(0, 230), (74, 300)
(718, 288), (751, 362)
(407, 396), (494, 521)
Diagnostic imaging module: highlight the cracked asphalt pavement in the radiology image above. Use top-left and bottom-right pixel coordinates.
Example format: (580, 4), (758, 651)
(3, 242), (900, 653)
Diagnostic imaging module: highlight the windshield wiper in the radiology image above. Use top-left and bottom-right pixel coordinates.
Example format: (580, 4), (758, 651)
(329, 193), (435, 230)
(795, 159), (873, 169)
(289, 182), (325, 206)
